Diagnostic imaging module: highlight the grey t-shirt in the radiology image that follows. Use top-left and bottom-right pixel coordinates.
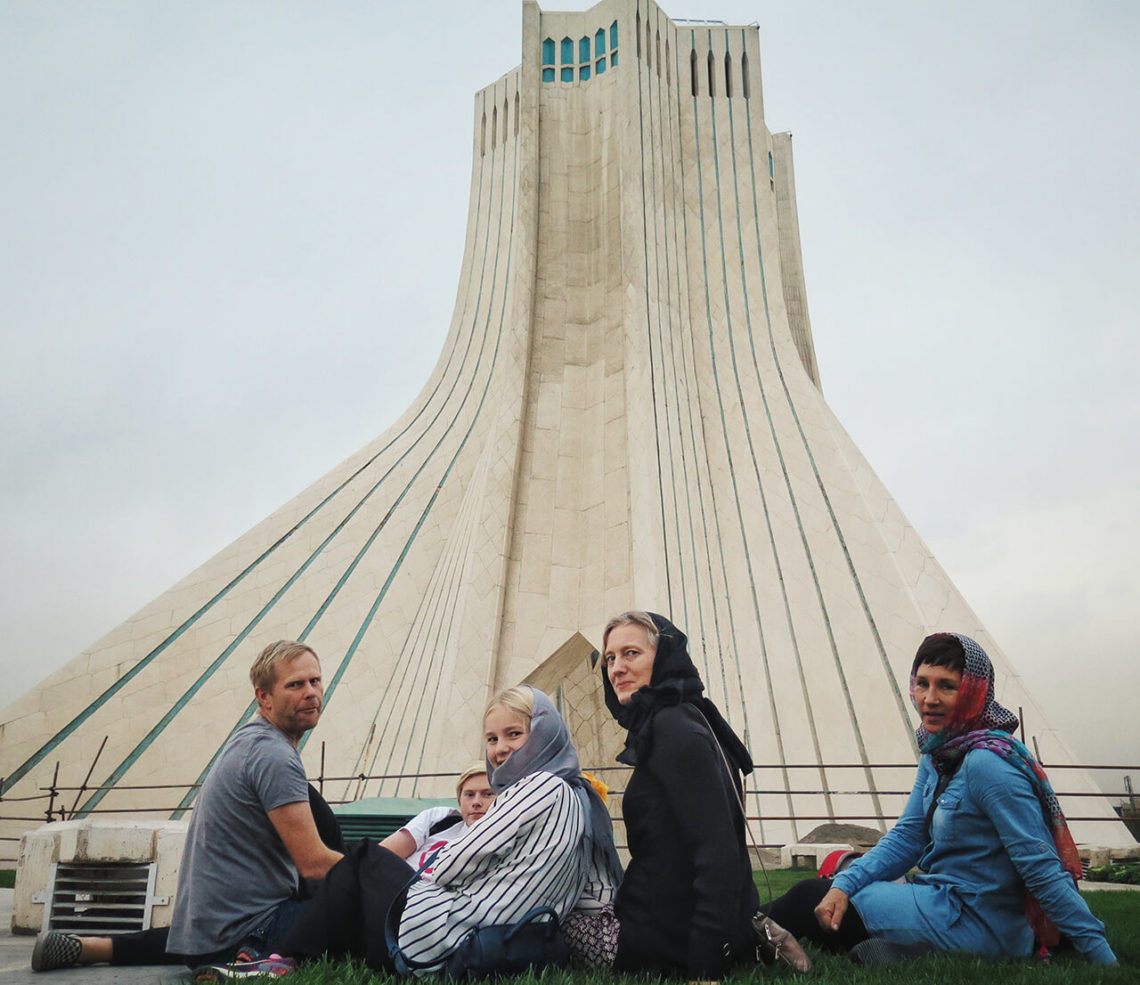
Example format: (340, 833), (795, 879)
(167, 716), (309, 956)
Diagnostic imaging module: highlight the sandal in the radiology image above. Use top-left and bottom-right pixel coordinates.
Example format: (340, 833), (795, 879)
(752, 914), (812, 973)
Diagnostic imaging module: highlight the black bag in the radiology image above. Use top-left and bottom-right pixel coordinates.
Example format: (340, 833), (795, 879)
(385, 850), (569, 979)
(439, 906), (569, 980)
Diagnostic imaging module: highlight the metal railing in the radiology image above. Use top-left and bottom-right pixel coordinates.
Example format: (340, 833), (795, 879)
(3, 756), (1136, 861)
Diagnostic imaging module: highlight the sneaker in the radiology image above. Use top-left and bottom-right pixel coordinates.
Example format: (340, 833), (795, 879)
(192, 955), (297, 980)
(752, 914), (812, 973)
(849, 936), (934, 966)
(31, 932), (83, 972)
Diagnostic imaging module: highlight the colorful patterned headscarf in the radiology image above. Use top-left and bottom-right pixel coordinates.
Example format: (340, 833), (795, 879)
(911, 632), (1082, 948)
(912, 632), (1020, 770)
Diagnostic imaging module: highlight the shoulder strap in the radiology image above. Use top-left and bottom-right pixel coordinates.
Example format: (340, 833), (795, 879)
(689, 704), (774, 902)
(385, 847), (446, 974)
(427, 810), (462, 836)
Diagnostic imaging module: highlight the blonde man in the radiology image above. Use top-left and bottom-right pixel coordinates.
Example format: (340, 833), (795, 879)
(380, 763), (496, 874)
(33, 641), (344, 974)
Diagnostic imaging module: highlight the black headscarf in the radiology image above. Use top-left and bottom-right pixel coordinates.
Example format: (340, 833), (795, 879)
(601, 612), (752, 775)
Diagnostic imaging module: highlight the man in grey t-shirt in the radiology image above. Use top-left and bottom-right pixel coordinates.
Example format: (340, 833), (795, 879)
(30, 640), (344, 973)
(166, 640), (344, 963)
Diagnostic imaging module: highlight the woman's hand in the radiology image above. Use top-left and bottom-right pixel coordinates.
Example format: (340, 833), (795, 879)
(814, 886), (849, 932)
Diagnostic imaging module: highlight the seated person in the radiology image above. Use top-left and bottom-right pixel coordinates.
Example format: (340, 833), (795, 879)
(31, 641), (343, 973)
(379, 763), (495, 873)
(279, 686), (623, 976)
(761, 633), (1117, 967)
(593, 610), (806, 978)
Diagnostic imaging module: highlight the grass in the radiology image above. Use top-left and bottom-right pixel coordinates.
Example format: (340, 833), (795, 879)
(0, 869), (14, 889)
(1, 865), (1131, 981)
(276, 870), (1138, 985)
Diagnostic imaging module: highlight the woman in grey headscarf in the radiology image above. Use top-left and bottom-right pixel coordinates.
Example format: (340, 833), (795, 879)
(279, 686), (620, 977)
(394, 685), (622, 975)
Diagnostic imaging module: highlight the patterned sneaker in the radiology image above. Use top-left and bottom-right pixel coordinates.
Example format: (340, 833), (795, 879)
(31, 931), (83, 971)
(192, 955), (297, 980)
(848, 937), (934, 966)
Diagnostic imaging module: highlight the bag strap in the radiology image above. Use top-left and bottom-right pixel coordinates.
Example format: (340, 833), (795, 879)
(502, 906), (560, 942)
(385, 847), (444, 974)
(690, 705), (774, 903)
(428, 810), (463, 837)
(384, 850), (563, 976)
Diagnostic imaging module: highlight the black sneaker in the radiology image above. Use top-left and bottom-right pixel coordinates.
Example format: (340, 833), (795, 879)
(849, 936), (934, 966)
(31, 932), (83, 972)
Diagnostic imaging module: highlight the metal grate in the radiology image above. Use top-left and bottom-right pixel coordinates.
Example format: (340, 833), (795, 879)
(336, 814), (413, 842)
(42, 862), (159, 934)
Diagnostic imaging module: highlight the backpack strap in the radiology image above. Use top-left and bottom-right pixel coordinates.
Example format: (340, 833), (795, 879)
(427, 810), (462, 837)
(385, 848), (449, 974)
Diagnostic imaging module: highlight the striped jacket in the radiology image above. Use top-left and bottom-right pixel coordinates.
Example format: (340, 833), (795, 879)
(397, 770), (586, 974)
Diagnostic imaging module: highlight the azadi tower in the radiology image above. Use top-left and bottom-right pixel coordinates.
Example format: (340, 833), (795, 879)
(2, 0), (1130, 853)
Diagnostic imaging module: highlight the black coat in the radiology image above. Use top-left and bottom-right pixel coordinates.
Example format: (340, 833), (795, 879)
(613, 703), (759, 978)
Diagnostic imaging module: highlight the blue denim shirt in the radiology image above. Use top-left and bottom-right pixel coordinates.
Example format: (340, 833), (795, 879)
(832, 750), (1115, 965)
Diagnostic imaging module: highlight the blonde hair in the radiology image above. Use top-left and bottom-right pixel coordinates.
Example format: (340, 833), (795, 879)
(483, 685), (535, 724)
(456, 762), (490, 798)
(249, 640), (318, 692)
(602, 610), (659, 651)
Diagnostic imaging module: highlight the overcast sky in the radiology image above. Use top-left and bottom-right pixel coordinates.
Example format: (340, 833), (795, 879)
(3, 2), (1137, 793)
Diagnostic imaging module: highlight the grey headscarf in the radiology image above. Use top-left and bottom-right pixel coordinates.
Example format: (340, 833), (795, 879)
(487, 687), (622, 888)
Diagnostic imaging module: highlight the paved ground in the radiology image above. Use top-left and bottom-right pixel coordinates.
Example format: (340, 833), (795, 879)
(0, 890), (186, 985)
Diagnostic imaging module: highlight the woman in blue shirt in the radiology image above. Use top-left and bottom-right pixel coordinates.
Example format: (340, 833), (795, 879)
(763, 632), (1117, 966)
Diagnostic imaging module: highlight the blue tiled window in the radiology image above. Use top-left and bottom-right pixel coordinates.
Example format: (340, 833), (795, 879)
(542, 37), (555, 82)
(540, 22), (618, 83)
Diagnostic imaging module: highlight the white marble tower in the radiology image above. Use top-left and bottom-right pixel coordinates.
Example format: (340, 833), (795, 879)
(2, 0), (1130, 856)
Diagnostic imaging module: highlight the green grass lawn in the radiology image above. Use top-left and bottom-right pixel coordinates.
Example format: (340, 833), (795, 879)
(279, 870), (1138, 985)
(1, 866), (1132, 981)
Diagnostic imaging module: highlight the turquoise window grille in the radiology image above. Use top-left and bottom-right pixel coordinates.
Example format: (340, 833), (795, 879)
(542, 37), (555, 82)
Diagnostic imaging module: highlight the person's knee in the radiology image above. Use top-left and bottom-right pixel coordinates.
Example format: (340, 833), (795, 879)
(783, 877), (834, 910)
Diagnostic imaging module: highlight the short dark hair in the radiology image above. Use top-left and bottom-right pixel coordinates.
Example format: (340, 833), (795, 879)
(914, 633), (965, 674)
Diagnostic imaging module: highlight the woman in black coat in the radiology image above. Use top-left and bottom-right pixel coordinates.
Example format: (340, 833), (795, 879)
(601, 610), (808, 979)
